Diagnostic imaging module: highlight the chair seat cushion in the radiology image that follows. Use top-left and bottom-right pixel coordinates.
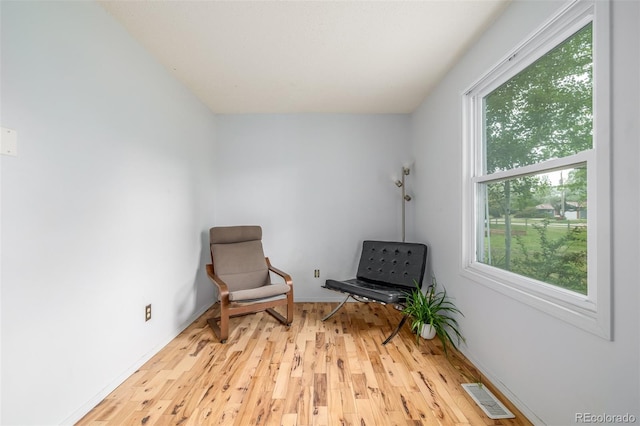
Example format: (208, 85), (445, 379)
(229, 283), (290, 302)
(323, 278), (408, 304)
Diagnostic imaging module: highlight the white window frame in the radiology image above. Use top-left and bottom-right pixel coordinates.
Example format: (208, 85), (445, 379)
(461, 0), (611, 339)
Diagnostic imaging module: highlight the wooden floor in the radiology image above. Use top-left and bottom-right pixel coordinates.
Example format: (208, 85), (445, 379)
(77, 302), (531, 426)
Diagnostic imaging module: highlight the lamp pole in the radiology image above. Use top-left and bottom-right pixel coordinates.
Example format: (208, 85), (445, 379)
(396, 167), (412, 242)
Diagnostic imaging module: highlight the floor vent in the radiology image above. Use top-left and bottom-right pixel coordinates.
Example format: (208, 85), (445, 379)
(462, 383), (515, 419)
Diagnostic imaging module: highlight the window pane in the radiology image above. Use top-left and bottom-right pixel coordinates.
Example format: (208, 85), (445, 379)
(477, 167), (587, 294)
(484, 23), (593, 174)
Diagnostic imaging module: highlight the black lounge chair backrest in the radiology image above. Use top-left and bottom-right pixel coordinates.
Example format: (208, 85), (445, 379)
(356, 240), (428, 290)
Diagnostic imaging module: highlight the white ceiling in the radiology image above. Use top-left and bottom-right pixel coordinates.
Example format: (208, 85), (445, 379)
(99, 0), (510, 114)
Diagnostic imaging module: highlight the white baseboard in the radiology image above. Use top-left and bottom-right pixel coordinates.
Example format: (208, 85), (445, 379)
(294, 295), (352, 302)
(61, 302), (215, 425)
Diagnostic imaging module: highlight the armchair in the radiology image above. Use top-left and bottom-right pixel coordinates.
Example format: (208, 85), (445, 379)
(206, 225), (293, 343)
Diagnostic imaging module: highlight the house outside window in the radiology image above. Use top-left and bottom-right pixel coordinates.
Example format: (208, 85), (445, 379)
(462, 0), (611, 338)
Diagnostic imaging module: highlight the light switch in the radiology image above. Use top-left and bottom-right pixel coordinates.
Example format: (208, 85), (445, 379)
(1, 127), (18, 156)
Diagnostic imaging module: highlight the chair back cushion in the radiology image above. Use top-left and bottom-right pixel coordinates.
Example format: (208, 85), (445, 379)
(356, 240), (428, 290)
(210, 226), (269, 291)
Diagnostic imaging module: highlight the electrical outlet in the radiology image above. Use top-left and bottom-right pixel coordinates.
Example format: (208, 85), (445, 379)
(145, 304), (152, 322)
(314, 269), (320, 278)
(1, 127), (18, 157)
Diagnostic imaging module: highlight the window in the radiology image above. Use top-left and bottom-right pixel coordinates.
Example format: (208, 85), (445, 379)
(462, 0), (611, 338)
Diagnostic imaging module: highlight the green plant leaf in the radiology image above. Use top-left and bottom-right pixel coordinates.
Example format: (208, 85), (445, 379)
(402, 279), (465, 352)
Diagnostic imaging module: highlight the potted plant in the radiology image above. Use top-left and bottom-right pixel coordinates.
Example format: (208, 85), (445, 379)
(402, 278), (465, 356)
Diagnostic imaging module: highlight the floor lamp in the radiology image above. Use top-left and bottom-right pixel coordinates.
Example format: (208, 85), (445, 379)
(395, 166), (412, 242)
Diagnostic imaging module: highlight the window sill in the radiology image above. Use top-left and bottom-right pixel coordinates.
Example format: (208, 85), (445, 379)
(460, 262), (611, 340)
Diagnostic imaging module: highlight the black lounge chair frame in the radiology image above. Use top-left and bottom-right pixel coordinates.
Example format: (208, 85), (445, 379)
(322, 240), (428, 345)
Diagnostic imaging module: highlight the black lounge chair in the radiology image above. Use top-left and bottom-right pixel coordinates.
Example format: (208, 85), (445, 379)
(322, 240), (428, 344)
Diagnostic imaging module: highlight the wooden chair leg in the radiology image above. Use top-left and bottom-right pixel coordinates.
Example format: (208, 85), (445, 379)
(286, 291), (294, 325)
(265, 308), (289, 326)
(218, 303), (229, 343)
(207, 303), (229, 343)
(266, 293), (294, 326)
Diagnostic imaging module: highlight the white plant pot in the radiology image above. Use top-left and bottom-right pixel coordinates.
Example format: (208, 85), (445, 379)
(420, 324), (437, 340)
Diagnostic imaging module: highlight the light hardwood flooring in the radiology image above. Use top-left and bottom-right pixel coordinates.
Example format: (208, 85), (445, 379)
(77, 302), (531, 425)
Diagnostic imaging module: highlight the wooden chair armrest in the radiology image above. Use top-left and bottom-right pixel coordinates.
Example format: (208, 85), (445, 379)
(266, 257), (293, 286)
(206, 264), (230, 302)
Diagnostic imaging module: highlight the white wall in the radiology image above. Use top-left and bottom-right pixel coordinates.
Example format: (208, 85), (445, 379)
(0, 2), (217, 424)
(3, 0), (637, 424)
(214, 114), (411, 301)
(410, 0), (640, 424)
